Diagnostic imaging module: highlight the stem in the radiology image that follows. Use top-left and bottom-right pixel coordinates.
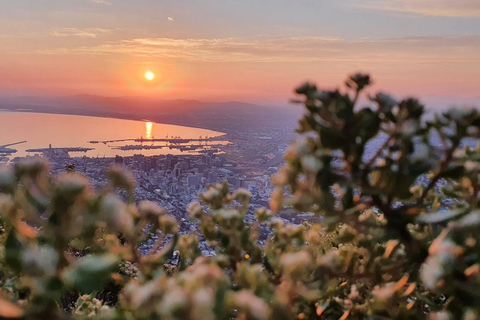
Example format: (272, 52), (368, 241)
(130, 241), (143, 272)
(417, 144), (456, 206)
(364, 132), (395, 171)
(148, 233), (165, 255)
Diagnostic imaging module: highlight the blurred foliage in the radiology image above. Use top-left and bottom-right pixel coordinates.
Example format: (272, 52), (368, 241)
(1, 74), (480, 319)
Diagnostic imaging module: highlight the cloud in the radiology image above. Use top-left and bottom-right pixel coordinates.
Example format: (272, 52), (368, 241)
(167, 17), (174, 22)
(358, 0), (480, 17)
(38, 36), (344, 62)
(50, 28), (114, 38)
(37, 35), (480, 65)
(89, 0), (112, 5)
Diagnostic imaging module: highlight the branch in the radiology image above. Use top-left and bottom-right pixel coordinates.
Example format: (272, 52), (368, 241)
(416, 144), (456, 206)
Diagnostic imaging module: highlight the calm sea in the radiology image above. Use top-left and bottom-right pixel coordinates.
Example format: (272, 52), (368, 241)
(0, 112), (226, 160)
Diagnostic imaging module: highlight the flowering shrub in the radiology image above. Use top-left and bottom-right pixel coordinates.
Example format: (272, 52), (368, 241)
(0, 74), (480, 319)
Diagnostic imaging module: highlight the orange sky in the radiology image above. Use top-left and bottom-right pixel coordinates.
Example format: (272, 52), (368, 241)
(1, 1), (480, 108)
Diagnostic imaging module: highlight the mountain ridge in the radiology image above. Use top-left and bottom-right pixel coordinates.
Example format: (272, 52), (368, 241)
(0, 94), (300, 134)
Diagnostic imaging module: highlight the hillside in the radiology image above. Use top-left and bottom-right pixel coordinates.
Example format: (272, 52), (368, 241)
(0, 95), (300, 134)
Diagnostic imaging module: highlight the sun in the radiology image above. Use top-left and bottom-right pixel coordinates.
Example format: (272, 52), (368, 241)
(144, 71), (155, 81)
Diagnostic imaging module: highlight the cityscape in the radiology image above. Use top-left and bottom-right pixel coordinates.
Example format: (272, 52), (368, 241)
(0, 116), (299, 254)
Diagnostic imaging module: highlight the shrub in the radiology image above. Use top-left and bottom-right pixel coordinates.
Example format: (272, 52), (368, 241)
(0, 74), (479, 319)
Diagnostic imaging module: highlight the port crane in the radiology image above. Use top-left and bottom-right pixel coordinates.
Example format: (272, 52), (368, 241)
(0, 140), (27, 154)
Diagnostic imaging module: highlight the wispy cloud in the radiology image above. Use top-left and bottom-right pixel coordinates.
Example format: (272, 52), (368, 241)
(358, 0), (480, 17)
(37, 35), (480, 64)
(50, 27), (114, 38)
(89, 0), (112, 5)
(167, 17), (174, 22)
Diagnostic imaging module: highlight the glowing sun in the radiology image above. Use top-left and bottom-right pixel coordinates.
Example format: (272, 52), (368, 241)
(144, 71), (155, 81)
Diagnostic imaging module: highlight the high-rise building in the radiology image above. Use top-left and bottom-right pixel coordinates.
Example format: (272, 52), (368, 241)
(187, 174), (200, 187)
(202, 154), (211, 166)
(115, 155), (124, 165)
(178, 161), (188, 171)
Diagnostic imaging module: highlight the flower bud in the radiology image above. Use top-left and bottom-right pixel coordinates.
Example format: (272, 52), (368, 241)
(106, 165), (136, 191)
(159, 215), (178, 234)
(99, 194), (134, 236)
(187, 201), (203, 218)
(138, 200), (165, 221)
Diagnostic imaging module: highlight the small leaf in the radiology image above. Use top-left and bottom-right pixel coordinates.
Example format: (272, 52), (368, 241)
(383, 240), (400, 258)
(417, 209), (466, 224)
(65, 254), (119, 293)
(5, 230), (23, 270)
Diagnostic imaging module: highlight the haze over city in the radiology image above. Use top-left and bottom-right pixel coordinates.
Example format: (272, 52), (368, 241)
(1, 0), (480, 108)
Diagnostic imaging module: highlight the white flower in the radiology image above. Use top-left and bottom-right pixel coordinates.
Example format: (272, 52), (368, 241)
(187, 201), (203, 218)
(99, 194), (134, 236)
(138, 200), (165, 220)
(429, 311), (452, 320)
(421, 233), (461, 290)
(317, 250), (341, 270)
(157, 288), (188, 317)
(372, 283), (395, 301)
(191, 288), (215, 320)
(55, 173), (89, 197)
(410, 143), (429, 163)
(124, 280), (159, 309)
(159, 215), (178, 234)
(234, 188), (252, 202)
(22, 246), (58, 277)
(272, 167), (289, 185)
(215, 208), (239, 220)
(464, 161), (480, 171)
(401, 119), (418, 137)
(284, 138), (310, 162)
(280, 251), (312, 277)
(202, 187), (220, 202)
(106, 164), (136, 190)
(301, 155), (323, 173)
(233, 290), (270, 320)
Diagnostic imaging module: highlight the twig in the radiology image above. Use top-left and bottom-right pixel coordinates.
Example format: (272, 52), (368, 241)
(416, 144), (456, 206)
(148, 233), (165, 255)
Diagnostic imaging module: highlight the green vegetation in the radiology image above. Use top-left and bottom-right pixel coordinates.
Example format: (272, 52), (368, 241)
(1, 74), (480, 319)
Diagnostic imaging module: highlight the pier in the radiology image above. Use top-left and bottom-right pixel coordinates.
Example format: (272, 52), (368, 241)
(89, 135), (225, 145)
(26, 146), (93, 153)
(0, 140), (27, 154)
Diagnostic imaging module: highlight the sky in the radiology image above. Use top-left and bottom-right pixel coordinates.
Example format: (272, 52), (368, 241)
(1, 0), (480, 108)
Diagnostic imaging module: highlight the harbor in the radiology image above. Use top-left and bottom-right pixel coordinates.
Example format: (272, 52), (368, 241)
(0, 113), (229, 161)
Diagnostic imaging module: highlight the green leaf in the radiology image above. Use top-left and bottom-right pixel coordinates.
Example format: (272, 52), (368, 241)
(440, 165), (465, 180)
(320, 125), (345, 149)
(65, 254), (119, 293)
(342, 186), (354, 210)
(5, 230), (23, 270)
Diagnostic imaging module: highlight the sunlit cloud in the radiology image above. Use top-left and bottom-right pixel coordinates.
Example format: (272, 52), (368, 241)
(358, 0), (480, 17)
(89, 0), (112, 5)
(37, 35), (480, 65)
(50, 28), (114, 38)
(167, 17), (174, 22)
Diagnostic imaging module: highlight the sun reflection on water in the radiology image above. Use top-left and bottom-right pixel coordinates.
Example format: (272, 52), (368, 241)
(145, 121), (153, 139)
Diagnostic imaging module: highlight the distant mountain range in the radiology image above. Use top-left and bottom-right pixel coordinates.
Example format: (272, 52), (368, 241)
(0, 95), (301, 134)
